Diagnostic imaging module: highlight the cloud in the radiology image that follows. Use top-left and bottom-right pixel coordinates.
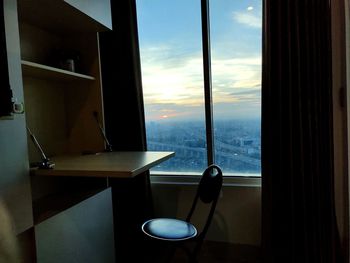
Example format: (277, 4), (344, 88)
(228, 88), (261, 104)
(210, 56), (261, 105)
(211, 57), (261, 89)
(140, 47), (205, 105)
(139, 43), (261, 120)
(213, 101), (261, 120)
(145, 102), (205, 121)
(231, 88), (261, 96)
(233, 11), (262, 28)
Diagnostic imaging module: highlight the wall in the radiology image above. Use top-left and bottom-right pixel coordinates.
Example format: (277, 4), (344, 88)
(0, 0), (33, 235)
(151, 182), (261, 246)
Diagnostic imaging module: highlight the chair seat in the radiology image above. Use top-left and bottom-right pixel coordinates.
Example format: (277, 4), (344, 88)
(142, 218), (197, 241)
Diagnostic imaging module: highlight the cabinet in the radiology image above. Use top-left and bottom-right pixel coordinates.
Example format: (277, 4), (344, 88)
(35, 188), (115, 263)
(17, 0), (112, 223)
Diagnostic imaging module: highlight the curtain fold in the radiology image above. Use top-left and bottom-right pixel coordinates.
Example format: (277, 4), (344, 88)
(99, 0), (147, 152)
(261, 0), (342, 262)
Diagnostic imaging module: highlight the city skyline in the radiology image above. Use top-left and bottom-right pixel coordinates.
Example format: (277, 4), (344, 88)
(146, 119), (261, 175)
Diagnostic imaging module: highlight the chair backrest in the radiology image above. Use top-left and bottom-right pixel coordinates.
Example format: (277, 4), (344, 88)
(186, 164), (223, 239)
(198, 164), (223, 203)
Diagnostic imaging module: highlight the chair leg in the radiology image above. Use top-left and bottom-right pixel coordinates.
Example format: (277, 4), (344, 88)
(164, 241), (201, 263)
(191, 238), (204, 261)
(188, 251), (198, 263)
(178, 244), (198, 263)
(164, 244), (177, 263)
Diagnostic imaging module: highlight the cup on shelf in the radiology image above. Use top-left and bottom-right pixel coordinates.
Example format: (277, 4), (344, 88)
(61, 58), (75, 72)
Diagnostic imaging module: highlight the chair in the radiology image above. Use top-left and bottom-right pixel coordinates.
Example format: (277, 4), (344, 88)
(141, 164), (223, 262)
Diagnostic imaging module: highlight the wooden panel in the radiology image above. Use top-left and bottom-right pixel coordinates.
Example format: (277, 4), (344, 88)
(20, 23), (105, 160)
(33, 151), (175, 177)
(63, 33), (105, 154)
(0, 0), (33, 234)
(23, 77), (68, 163)
(19, 23), (100, 77)
(35, 188), (115, 263)
(19, 22), (62, 65)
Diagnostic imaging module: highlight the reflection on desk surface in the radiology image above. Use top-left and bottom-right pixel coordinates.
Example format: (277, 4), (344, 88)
(32, 151), (175, 178)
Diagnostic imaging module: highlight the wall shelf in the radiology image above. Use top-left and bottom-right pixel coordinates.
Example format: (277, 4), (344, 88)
(21, 60), (95, 81)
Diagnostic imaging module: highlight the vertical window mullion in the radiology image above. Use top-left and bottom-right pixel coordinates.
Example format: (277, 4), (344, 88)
(201, 0), (215, 165)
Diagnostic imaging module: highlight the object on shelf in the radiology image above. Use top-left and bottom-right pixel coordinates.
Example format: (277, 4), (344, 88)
(49, 48), (81, 73)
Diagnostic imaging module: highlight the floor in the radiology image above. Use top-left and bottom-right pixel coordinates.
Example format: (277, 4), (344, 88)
(170, 241), (261, 263)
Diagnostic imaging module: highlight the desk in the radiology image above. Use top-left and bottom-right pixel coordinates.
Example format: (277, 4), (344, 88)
(31, 151), (175, 262)
(31, 151), (174, 223)
(33, 151), (175, 177)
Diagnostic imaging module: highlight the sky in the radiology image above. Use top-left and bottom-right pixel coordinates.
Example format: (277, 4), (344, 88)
(136, 0), (262, 121)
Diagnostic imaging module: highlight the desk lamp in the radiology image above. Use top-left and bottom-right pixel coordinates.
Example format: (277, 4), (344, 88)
(26, 127), (55, 169)
(93, 111), (112, 152)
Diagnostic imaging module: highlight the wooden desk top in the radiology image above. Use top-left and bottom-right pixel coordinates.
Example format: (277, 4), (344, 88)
(33, 151), (175, 178)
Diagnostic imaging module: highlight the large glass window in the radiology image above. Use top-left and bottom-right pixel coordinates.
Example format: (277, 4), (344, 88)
(136, 0), (261, 176)
(210, 1), (262, 175)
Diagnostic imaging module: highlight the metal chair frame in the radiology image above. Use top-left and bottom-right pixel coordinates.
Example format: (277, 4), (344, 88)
(142, 164), (223, 262)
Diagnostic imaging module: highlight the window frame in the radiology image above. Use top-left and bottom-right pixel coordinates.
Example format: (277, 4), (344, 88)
(137, 0), (262, 179)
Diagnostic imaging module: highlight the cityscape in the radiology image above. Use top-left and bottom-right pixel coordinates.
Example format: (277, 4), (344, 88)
(146, 119), (261, 176)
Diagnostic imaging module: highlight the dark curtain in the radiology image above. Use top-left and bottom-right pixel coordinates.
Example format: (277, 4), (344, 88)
(261, 0), (342, 262)
(99, 1), (153, 262)
(99, 0), (146, 152)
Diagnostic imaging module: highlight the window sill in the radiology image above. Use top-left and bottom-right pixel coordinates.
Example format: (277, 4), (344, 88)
(150, 172), (261, 187)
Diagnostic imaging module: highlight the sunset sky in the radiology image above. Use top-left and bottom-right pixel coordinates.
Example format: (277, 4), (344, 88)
(136, 0), (262, 121)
